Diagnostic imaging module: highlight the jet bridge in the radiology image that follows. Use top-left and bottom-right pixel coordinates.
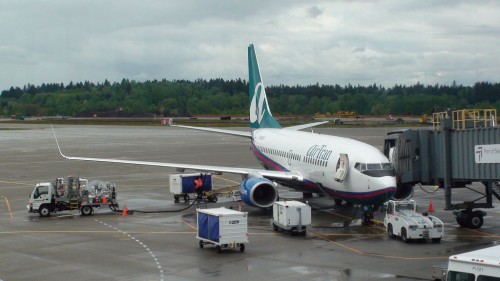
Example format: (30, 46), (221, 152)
(384, 109), (499, 229)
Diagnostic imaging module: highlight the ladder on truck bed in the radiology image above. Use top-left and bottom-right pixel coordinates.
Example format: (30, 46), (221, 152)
(67, 177), (81, 210)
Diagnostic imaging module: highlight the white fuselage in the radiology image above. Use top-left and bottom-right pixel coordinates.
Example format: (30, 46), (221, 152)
(251, 129), (396, 205)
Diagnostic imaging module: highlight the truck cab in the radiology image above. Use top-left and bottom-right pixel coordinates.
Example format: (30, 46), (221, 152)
(29, 182), (55, 216)
(384, 200), (444, 243)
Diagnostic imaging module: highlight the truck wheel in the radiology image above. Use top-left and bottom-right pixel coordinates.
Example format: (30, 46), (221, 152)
(239, 244), (245, 253)
(174, 195), (180, 203)
(272, 223), (279, 232)
(387, 224), (394, 238)
(183, 194), (190, 202)
(401, 228), (409, 243)
(81, 205), (93, 216)
(39, 205), (51, 217)
(216, 245), (222, 253)
(199, 240), (204, 249)
(211, 196), (218, 203)
(468, 211), (484, 229)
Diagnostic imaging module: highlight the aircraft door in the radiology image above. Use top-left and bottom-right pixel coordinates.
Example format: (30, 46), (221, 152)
(334, 153), (349, 182)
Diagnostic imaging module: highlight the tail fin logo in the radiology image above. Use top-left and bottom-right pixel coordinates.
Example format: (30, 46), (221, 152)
(250, 82), (271, 125)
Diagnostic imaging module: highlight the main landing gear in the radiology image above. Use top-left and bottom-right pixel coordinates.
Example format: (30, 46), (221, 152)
(362, 205), (375, 225)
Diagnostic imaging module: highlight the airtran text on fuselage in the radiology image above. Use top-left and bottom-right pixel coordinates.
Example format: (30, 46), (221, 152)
(306, 145), (333, 161)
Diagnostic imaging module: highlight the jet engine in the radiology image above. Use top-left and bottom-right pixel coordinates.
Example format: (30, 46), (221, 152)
(392, 183), (414, 200)
(239, 177), (278, 208)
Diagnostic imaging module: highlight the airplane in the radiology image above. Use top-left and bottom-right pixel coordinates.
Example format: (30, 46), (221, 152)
(54, 44), (410, 222)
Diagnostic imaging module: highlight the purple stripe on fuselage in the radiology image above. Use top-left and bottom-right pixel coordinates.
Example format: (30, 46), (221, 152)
(251, 143), (288, 172)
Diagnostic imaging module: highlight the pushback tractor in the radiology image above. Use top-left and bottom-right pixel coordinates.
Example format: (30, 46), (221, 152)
(28, 176), (119, 217)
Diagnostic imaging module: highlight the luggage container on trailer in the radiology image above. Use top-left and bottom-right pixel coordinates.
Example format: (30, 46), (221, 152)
(169, 173), (214, 202)
(196, 207), (248, 253)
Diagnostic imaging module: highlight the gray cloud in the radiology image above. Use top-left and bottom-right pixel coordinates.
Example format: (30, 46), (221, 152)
(1, 0), (499, 90)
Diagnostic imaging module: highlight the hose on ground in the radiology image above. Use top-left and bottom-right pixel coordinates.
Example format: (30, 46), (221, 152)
(109, 197), (200, 214)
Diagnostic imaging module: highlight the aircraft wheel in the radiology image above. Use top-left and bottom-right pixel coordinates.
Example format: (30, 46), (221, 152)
(456, 216), (467, 227)
(334, 198), (343, 206)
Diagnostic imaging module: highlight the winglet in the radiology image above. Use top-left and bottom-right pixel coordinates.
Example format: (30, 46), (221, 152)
(51, 124), (69, 159)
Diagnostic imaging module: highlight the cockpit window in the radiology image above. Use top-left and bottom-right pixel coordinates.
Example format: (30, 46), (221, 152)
(354, 162), (395, 177)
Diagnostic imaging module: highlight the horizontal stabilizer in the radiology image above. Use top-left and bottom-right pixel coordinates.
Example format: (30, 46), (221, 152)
(171, 125), (252, 138)
(284, 121), (329, 131)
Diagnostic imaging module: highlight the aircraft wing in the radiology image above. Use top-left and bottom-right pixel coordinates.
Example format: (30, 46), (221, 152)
(58, 153), (303, 182)
(52, 126), (302, 182)
(171, 125), (252, 138)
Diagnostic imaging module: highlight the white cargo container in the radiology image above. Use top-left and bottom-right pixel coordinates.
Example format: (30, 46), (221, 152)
(271, 200), (311, 235)
(196, 207), (248, 253)
(446, 245), (500, 281)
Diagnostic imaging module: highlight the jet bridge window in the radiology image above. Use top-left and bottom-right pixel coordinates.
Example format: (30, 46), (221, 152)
(354, 162), (396, 177)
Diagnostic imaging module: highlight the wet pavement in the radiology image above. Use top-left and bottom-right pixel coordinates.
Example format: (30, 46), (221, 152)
(0, 124), (499, 281)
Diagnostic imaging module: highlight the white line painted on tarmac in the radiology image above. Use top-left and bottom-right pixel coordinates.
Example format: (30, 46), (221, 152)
(95, 219), (164, 281)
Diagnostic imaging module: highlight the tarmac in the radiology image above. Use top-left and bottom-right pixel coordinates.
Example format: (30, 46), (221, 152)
(0, 123), (499, 281)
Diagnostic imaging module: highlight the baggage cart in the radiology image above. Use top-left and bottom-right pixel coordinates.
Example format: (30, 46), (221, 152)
(196, 207), (248, 253)
(169, 173), (213, 202)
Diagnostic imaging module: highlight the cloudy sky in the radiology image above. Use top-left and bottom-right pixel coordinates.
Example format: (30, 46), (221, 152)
(1, 0), (500, 91)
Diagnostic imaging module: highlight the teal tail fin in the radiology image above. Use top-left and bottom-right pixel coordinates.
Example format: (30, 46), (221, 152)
(248, 44), (281, 129)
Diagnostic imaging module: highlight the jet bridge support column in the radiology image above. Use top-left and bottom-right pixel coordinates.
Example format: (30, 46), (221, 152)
(442, 112), (453, 210)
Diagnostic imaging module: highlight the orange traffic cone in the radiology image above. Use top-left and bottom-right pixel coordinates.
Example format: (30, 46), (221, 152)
(428, 200), (435, 212)
(122, 206), (128, 216)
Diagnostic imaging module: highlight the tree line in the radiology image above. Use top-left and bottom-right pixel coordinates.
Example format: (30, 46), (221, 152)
(1, 78), (498, 117)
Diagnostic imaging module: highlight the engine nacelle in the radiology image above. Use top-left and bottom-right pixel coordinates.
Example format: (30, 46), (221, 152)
(239, 177), (278, 208)
(392, 183), (414, 200)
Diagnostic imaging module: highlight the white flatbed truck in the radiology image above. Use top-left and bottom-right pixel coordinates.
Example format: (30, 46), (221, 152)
(384, 200), (443, 243)
(445, 245), (500, 281)
(196, 207), (248, 253)
(28, 176), (119, 217)
(271, 200), (311, 236)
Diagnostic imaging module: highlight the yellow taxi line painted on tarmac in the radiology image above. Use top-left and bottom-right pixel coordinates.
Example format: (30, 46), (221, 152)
(0, 180), (33, 186)
(324, 209), (356, 221)
(2, 196), (13, 218)
(213, 175), (240, 185)
(181, 219), (197, 230)
(310, 230), (448, 260)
